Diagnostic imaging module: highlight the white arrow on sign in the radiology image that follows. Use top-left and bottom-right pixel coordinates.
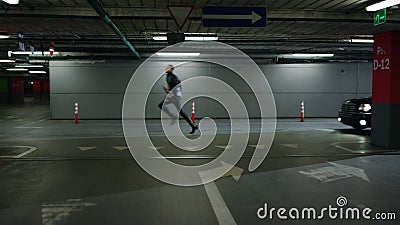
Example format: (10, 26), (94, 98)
(299, 162), (370, 183)
(202, 11), (263, 24)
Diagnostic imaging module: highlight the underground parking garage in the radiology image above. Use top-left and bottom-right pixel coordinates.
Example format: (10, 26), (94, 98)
(0, 1), (399, 225)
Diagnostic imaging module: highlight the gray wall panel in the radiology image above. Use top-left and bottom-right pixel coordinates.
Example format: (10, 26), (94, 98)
(357, 63), (373, 96)
(50, 61), (372, 119)
(262, 63), (358, 93)
(51, 94), (124, 119)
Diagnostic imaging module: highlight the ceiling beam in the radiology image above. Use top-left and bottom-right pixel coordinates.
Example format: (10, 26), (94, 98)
(2, 7), (400, 23)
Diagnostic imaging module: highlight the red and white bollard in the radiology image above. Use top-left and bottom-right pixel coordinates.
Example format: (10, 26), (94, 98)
(49, 42), (55, 57)
(300, 100), (305, 122)
(74, 102), (79, 124)
(191, 101), (195, 123)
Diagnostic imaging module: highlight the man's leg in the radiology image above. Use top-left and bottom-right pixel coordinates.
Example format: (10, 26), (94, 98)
(172, 97), (198, 134)
(159, 98), (179, 127)
(158, 98), (177, 119)
(179, 109), (195, 128)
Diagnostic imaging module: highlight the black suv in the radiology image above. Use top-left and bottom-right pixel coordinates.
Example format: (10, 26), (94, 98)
(338, 97), (372, 129)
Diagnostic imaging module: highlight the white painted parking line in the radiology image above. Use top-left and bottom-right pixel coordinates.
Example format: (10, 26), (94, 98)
(14, 146), (38, 158)
(15, 126), (43, 129)
(330, 141), (390, 154)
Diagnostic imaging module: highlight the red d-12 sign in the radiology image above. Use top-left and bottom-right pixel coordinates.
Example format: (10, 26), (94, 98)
(372, 31), (400, 104)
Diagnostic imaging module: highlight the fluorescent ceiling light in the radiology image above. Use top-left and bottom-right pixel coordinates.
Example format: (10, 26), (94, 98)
(29, 71), (47, 74)
(29, 60), (47, 63)
(349, 39), (374, 43)
(8, 51), (59, 56)
(1, 0), (19, 4)
(156, 52), (200, 56)
(153, 36), (167, 41)
(292, 53), (334, 58)
(0, 35), (10, 39)
(16, 64), (44, 68)
(185, 36), (218, 41)
(366, 0), (400, 11)
(6, 68), (27, 72)
(153, 36), (218, 41)
(0, 59), (15, 63)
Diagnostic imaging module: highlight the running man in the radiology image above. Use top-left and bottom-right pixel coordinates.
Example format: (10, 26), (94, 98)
(158, 65), (198, 134)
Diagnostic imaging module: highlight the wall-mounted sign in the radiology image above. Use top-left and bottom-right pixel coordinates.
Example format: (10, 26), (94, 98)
(374, 9), (386, 26)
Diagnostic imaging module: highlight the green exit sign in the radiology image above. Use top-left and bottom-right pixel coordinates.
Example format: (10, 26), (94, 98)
(374, 9), (386, 26)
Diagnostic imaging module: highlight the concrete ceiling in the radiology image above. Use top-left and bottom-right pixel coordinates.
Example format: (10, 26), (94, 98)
(0, 0), (400, 61)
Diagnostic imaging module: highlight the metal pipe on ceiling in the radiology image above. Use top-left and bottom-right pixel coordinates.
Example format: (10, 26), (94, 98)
(86, 0), (140, 59)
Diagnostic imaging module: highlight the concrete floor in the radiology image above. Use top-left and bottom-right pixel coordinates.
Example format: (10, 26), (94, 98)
(0, 101), (399, 225)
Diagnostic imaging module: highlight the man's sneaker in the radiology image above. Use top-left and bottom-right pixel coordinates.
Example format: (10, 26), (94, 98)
(190, 124), (198, 134)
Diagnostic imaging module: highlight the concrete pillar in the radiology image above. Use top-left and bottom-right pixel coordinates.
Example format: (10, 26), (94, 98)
(371, 31), (400, 148)
(0, 77), (7, 105)
(33, 79), (42, 100)
(11, 77), (24, 104)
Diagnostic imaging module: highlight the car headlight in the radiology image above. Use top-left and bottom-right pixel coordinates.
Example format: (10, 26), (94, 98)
(359, 103), (371, 112)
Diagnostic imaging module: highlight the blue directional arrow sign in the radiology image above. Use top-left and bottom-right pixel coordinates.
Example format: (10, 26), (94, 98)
(202, 6), (267, 27)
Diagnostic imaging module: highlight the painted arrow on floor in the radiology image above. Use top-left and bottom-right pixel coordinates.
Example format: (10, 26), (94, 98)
(183, 146), (200, 151)
(113, 146), (128, 151)
(77, 147), (96, 151)
(5, 115), (19, 119)
(199, 161), (242, 225)
(222, 164), (244, 181)
(41, 199), (96, 225)
(281, 144), (298, 149)
(215, 145), (232, 150)
(299, 162), (370, 183)
(248, 144), (265, 149)
(148, 146), (164, 150)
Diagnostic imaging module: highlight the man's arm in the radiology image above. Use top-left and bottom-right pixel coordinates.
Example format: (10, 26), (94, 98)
(162, 86), (170, 93)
